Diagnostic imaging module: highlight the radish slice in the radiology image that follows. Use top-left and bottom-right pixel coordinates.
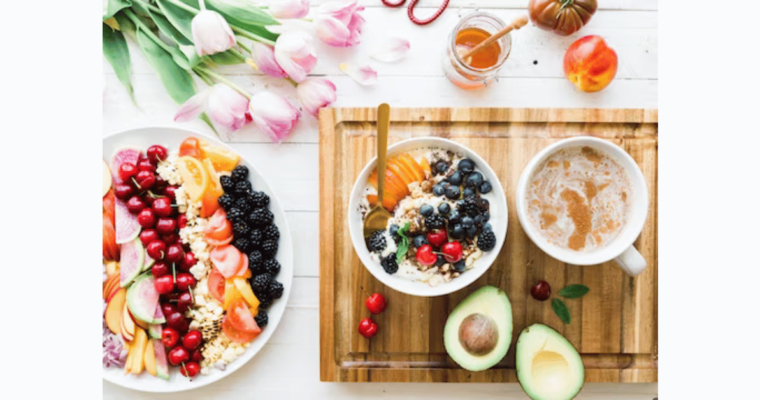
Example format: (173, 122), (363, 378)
(110, 148), (140, 185)
(114, 199), (140, 244)
(126, 273), (163, 324)
(120, 238), (144, 287)
(210, 245), (243, 278)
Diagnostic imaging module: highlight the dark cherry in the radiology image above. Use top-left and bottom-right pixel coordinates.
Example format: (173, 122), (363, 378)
(146, 240), (166, 260)
(118, 162), (138, 181)
(165, 244), (185, 264)
(176, 273), (197, 291)
(530, 280), (552, 301)
(153, 176), (168, 193)
(156, 217), (177, 235)
(154, 275), (175, 295)
(137, 158), (156, 173)
(178, 214), (188, 229)
(151, 261), (170, 278)
(180, 252), (197, 272)
(114, 183), (134, 200)
(163, 185), (178, 201)
(161, 232), (180, 246)
(177, 292), (193, 313)
(166, 311), (185, 330)
(135, 170), (156, 190)
(190, 349), (203, 362)
(161, 302), (178, 317)
(152, 197), (174, 217)
(137, 208), (156, 228)
(126, 196), (147, 214)
(147, 145), (168, 164)
(139, 229), (160, 247)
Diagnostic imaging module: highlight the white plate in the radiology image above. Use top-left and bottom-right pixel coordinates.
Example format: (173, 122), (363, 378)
(348, 137), (508, 297)
(102, 127), (293, 393)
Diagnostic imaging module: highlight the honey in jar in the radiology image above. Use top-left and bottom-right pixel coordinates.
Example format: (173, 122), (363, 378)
(455, 27), (502, 69)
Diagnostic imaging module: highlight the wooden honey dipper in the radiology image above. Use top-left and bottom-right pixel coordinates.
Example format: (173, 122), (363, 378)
(460, 15), (530, 61)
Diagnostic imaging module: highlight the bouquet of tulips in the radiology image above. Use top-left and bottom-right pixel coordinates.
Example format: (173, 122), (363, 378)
(103, 0), (368, 142)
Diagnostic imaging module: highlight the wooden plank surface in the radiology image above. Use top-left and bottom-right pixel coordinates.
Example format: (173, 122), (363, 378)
(319, 107), (657, 383)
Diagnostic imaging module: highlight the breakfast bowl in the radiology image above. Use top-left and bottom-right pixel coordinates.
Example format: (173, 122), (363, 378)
(348, 137), (508, 297)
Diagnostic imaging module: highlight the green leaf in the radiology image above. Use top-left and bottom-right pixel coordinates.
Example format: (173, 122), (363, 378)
(136, 28), (196, 104)
(552, 298), (571, 324)
(395, 222), (411, 264)
(204, 0), (280, 42)
(559, 284), (590, 299)
(208, 50), (245, 65)
(103, 0), (132, 20)
(148, 9), (193, 46)
(102, 23), (136, 105)
(156, 0), (196, 40)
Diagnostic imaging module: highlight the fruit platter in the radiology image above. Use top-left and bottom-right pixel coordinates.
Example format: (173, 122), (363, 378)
(102, 127), (292, 392)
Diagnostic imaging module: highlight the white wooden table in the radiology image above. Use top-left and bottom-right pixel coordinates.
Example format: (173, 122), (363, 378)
(103, 1), (657, 398)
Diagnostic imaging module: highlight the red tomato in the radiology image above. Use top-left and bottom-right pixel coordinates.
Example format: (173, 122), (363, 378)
(208, 268), (225, 303)
(179, 137), (202, 159)
(209, 245), (243, 278)
(222, 299), (261, 343)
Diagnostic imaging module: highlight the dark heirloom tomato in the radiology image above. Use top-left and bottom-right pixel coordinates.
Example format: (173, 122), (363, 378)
(528, 0), (597, 36)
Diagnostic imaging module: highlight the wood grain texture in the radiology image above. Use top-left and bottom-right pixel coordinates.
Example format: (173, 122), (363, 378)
(319, 108), (657, 383)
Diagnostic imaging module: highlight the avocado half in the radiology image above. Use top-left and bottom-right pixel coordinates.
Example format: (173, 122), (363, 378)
(444, 286), (513, 371)
(516, 324), (585, 400)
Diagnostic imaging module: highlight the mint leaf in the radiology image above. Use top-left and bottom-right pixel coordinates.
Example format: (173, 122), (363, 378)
(552, 298), (571, 324)
(395, 222), (411, 264)
(559, 284), (590, 299)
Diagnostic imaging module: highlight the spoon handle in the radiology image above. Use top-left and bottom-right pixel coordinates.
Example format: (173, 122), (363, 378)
(376, 104), (391, 206)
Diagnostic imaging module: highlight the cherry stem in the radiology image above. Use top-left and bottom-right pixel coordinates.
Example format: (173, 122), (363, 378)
(172, 263), (177, 283)
(131, 177), (142, 190)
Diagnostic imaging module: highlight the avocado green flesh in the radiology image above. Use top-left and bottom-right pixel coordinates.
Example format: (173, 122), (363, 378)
(444, 286), (513, 372)
(516, 324), (585, 400)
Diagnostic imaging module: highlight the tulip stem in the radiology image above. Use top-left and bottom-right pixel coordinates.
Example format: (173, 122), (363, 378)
(194, 69), (215, 86)
(199, 0), (207, 11)
(133, 0), (162, 14)
(123, 9), (176, 55)
(194, 67), (251, 99)
(159, 0), (199, 15)
(231, 26), (276, 47)
(236, 40), (251, 53)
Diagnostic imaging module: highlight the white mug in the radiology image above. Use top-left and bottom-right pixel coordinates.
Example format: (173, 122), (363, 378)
(516, 137), (649, 276)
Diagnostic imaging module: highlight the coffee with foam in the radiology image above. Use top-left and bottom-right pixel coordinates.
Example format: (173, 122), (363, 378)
(525, 146), (630, 252)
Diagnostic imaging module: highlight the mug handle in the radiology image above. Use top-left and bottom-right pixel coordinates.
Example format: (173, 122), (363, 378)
(614, 246), (647, 276)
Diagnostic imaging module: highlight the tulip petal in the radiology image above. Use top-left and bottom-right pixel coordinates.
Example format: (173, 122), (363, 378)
(274, 31), (318, 83)
(250, 42), (287, 78)
(269, 0), (310, 19)
(340, 63), (378, 86)
(174, 89), (211, 122)
(192, 10), (236, 57)
(248, 91), (301, 143)
(297, 78), (337, 117)
(370, 37), (411, 63)
(314, 0), (364, 47)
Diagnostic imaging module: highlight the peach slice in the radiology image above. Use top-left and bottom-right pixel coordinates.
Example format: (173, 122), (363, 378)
(105, 288), (126, 335)
(130, 328), (147, 374)
(398, 154), (424, 181)
(387, 157), (415, 186)
(394, 155), (421, 182)
(419, 157), (431, 174)
(144, 339), (157, 376)
(122, 301), (136, 341)
(123, 341), (134, 374)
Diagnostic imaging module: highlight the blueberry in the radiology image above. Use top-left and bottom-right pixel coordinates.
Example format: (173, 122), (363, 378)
(465, 171), (484, 188)
(445, 185), (460, 200)
(456, 199), (466, 209)
(433, 183), (445, 196)
(479, 181), (492, 194)
(450, 224), (466, 240)
(474, 214), (484, 225)
(420, 204), (434, 217)
(389, 224), (401, 243)
(448, 210), (462, 224)
(480, 198), (490, 210)
(458, 159), (475, 174)
(481, 212), (490, 222)
(462, 216), (474, 228)
(466, 225), (478, 238)
(438, 202), (451, 215)
(463, 187), (476, 198)
(482, 223), (493, 231)
(412, 235), (428, 248)
(435, 254), (446, 267)
(435, 161), (449, 174)
(453, 260), (466, 272)
(447, 171), (463, 185)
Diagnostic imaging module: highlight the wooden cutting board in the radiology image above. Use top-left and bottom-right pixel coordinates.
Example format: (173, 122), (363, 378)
(319, 108), (657, 383)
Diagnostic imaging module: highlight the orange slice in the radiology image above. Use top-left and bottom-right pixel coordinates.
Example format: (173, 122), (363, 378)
(200, 144), (240, 172)
(177, 156), (209, 202)
(200, 159), (224, 218)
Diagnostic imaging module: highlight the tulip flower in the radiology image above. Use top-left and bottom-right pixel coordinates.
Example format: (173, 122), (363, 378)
(248, 91), (301, 143)
(314, 0), (365, 47)
(297, 78), (337, 117)
(274, 31), (318, 83)
(191, 9), (236, 56)
(250, 42), (287, 78)
(269, 0), (310, 19)
(174, 84), (249, 131)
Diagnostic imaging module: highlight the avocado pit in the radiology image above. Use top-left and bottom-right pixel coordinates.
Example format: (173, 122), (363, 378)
(458, 313), (498, 355)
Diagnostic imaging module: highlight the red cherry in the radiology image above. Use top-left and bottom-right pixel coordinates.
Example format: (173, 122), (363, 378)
(142, 193), (156, 207)
(177, 292), (193, 313)
(190, 349), (203, 362)
(137, 158), (156, 173)
(155, 275), (175, 294)
(181, 361), (201, 378)
(154, 176), (168, 193)
(165, 244), (185, 263)
(137, 208), (156, 228)
(161, 303), (178, 317)
(530, 280), (552, 301)
(147, 145), (168, 164)
(126, 196), (147, 214)
(152, 197), (174, 218)
(118, 162), (138, 181)
(365, 293), (386, 314)
(176, 273), (197, 291)
(146, 240), (166, 260)
(161, 327), (180, 348)
(182, 330), (203, 350)
(140, 229), (160, 247)
(168, 346), (190, 366)
(358, 317), (379, 338)
(161, 232), (180, 246)
(441, 242), (463, 263)
(114, 183), (134, 200)
(178, 214), (188, 229)
(181, 252), (197, 272)
(415, 245), (438, 266)
(135, 170), (156, 190)
(166, 311), (185, 330)
(426, 229), (448, 248)
(164, 186), (178, 201)
(156, 217), (177, 235)
(151, 261), (170, 278)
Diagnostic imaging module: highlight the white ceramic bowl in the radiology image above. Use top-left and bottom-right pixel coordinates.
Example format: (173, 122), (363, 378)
(102, 127), (293, 392)
(348, 137), (508, 297)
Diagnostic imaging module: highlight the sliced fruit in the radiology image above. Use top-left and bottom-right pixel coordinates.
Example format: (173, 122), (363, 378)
(105, 260), (120, 277)
(391, 156), (419, 186)
(419, 157), (431, 173)
(103, 274), (119, 299)
(177, 156), (209, 202)
(103, 159), (113, 197)
(132, 312), (149, 330)
(144, 339), (157, 376)
(110, 148), (140, 184)
(152, 339), (171, 380)
(200, 158), (225, 218)
(366, 194), (397, 212)
(115, 198), (140, 244)
(398, 153), (425, 181)
(210, 245), (244, 278)
(122, 301), (136, 342)
(103, 218), (120, 262)
(105, 288), (127, 334)
(200, 144), (240, 172)
(383, 168), (409, 198)
(222, 298), (261, 343)
(386, 157), (414, 186)
(142, 250), (155, 272)
(179, 137), (203, 159)
(233, 277), (260, 311)
(103, 189), (116, 223)
(126, 273), (164, 324)
(120, 238), (145, 287)
(148, 324), (162, 339)
(222, 280), (242, 310)
(208, 267), (225, 303)
(131, 328), (147, 374)
(204, 208), (233, 245)
(516, 324), (584, 400)
(123, 341), (135, 374)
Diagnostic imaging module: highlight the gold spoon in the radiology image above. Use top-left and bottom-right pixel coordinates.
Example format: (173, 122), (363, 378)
(363, 103), (393, 238)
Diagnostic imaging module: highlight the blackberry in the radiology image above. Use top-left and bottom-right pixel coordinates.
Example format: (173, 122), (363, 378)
(234, 197), (251, 213)
(381, 256), (398, 274)
(233, 220), (251, 237)
(269, 280), (284, 299)
(477, 229), (497, 251)
(252, 273), (272, 295)
(254, 310), (268, 328)
(249, 208), (273, 227)
(248, 229), (263, 249)
(218, 193), (234, 210)
(220, 175), (235, 192)
(425, 214), (445, 230)
(249, 191), (270, 209)
(248, 250), (264, 274)
(459, 196), (484, 217)
(263, 224), (279, 241)
(263, 259), (280, 276)
(234, 180), (252, 195)
(258, 295), (273, 310)
(226, 207), (246, 222)
(231, 165), (249, 182)
(367, 230), (386, 252)
(261, 239), (279, 259)
(232, 237), (252, 253)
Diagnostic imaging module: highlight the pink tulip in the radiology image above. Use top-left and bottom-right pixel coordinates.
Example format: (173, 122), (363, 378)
(314, 0), (365, 47)
(250, 42), (287, 78)
(174, 84), (249, 131)
(297, 78), (337, 117)
(248, 91), (301, 143)
(269, 0), (310, 19)
(274, 31), (318, 83)
(191, 10), (236, 56)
